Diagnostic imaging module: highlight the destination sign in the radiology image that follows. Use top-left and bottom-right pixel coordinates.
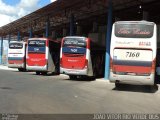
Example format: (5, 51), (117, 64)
(115, 23), (154, 38)
(28, 40), (45, 47)
(9, 43), (23, 49)
(63, 38), (86, 48)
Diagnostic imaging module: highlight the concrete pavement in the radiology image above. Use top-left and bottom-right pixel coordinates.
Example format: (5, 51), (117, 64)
(0, 65), (160, 114)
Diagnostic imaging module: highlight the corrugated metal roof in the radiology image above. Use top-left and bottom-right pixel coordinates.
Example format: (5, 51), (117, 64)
(0, 0), (158, 37)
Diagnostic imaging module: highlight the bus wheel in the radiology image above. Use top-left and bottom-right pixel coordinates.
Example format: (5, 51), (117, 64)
(69, 75), (77, 80)
(41, 72), (47, 75)
(146, 85), (158, 93)
(36, 71), (40, 75)
(115, 83), (122, 89)
(18, 68), (24, 72)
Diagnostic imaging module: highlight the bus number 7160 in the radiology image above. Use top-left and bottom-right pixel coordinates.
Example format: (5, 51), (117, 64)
(126, 52), (140, 58)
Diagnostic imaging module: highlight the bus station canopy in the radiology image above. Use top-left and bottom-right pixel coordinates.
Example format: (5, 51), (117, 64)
(0, 0), (158, 37)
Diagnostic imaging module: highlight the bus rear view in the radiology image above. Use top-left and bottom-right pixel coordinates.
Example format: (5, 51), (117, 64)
(26, 38), (60, 75)
(60, 36), (105, 79)
(110, 21), (157, 86)
(60, 37), (93, 79)
(8, 41), (26, 71)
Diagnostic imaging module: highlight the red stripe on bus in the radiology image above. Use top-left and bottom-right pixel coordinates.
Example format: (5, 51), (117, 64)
(113, 65), (151, 74)
(46, 39), (49, 47)
(87, 38), (90, 49)
(151, 59), (156, 73)
(8, 60), (24, 64)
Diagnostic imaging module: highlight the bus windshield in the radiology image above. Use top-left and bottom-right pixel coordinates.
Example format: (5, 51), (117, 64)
(28, 40), (46, 53)
(9, 43), (23, 49)
(62, 38), (86, 54)
(63, 38), (86, 48)
(115, 23), (154, 38)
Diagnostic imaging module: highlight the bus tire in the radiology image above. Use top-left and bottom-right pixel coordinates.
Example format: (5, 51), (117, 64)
(93, 70), (97, 79)
(69, 75), (77, 80)
(36, 71), (41, 75)
(18, 68), (24, 72)
(41, 72), (47, 75)
(115, 83), (122, 89)
(146, 85), (157, 93)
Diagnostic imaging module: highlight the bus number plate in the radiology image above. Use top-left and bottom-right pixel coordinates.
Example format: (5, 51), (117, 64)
(126, 52), (140, 58)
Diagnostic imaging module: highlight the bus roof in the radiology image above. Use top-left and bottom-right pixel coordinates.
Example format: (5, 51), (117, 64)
(64, 36), (86, 39)
(28, 38), (61, 44)
(115, 21), (155, 25)
(28, 38), (49, 41)
(9, 41), (26, 44)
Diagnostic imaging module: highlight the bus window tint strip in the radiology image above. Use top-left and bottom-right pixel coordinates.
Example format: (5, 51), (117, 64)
(62, 47), (86, 54)
(113, 60), (152, 67)
(9, 43), (23, 49)
(28, 46), (45, 53)
(63, 38), (86, 48)
(28, 40), (46, 53)
(8, 57), (23, 60)
(115, 23), (154, 38)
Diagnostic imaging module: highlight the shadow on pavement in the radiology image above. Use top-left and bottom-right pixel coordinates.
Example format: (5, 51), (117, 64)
(12, 70), (32, 73)
(16, 71), (61, 76)
(112, 84), (159, 93)
(64, 76), (96, 82)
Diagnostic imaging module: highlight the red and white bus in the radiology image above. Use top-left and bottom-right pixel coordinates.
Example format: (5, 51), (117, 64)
(60, 36), (105, 79)
(110, 21), (157, 87)
(26, 38), (60, 75)
(8, 41), (26, 71)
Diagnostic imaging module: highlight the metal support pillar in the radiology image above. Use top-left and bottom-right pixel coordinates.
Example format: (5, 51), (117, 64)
(143, 11), (149, 20)
(63, 28), (67, 37)
(93, 22), (98, 32)
(8, 34), (11, 43)
(17, 31), (20, 41)
(29, 28), (33, 38)
(0, 37), (3, 64)
(104, 0), (113, 79)
(52, 31), (56, 39)
(45, 17), (50, 38)
(70, 14), (75, 36)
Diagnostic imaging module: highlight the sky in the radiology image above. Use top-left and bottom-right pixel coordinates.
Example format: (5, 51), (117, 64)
(0, 0), (56, 27)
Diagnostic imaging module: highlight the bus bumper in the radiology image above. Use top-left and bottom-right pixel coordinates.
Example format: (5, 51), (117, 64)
(8, 63), (24, 68)
(60, 67), (88, 75)
(109, 72), (155, 85)
(26, 65), (47, 71)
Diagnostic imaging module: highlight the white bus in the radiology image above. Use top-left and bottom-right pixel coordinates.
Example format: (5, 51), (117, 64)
(8, 41), (26, 71)
(109, 21), (157, 87)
